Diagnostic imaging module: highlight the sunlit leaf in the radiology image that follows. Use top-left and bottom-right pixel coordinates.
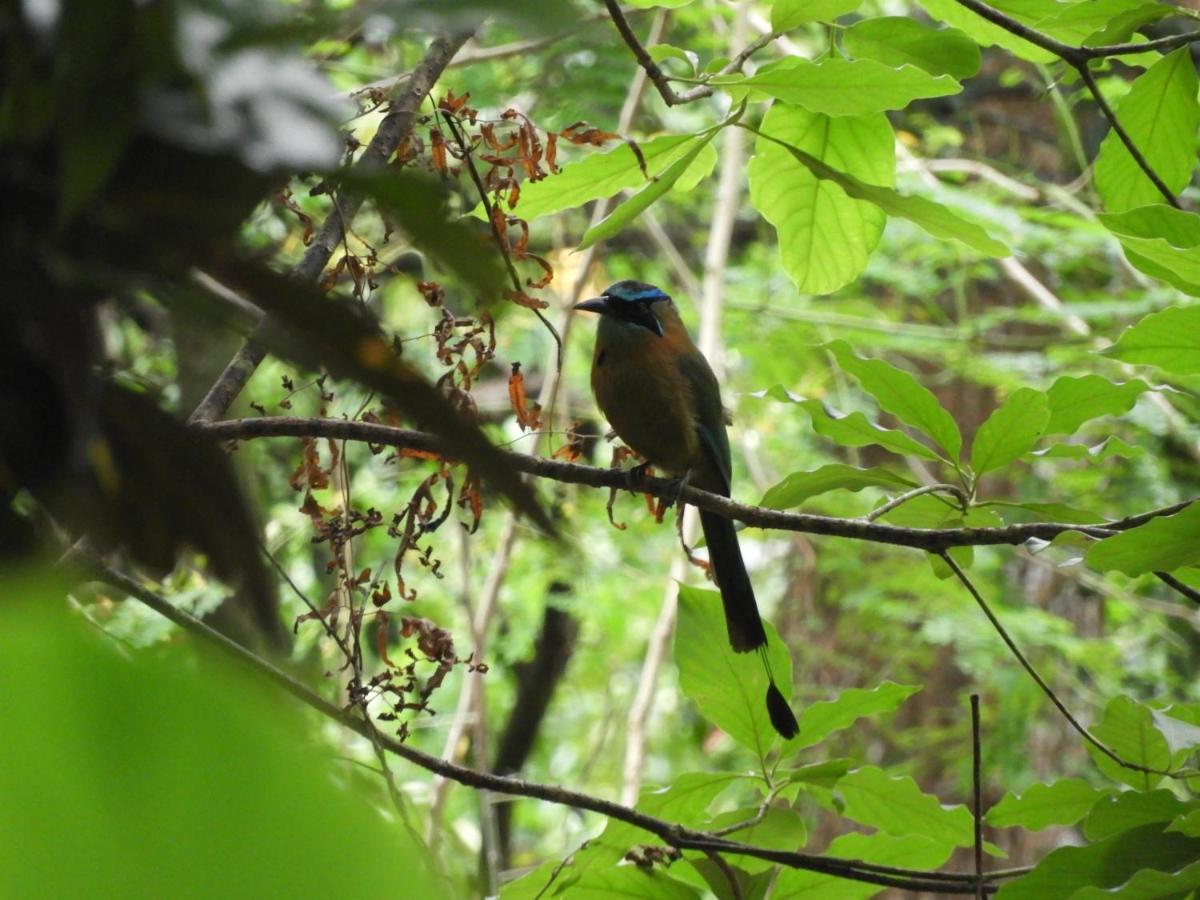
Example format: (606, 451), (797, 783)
(917, 0), (1060, 62)
(761, 464), (915, 509)
(1104, 304), (1200, 375)
(794, 682), (922, 749)
(772, 0), (863, 30)
(706, 807), (808, 874)
(1031, 436), (1144, 460)
(1034, 0), (1170, 45)
(970, 387), (1049, 475)
(1094, 49), (1200, 212)
(1042, 375), (1151, 435)
(578, 132), (716, 249)
(827, 340), (964, 459)
(986, 778), (1108, 830)
(1086, 503), (1200, 577)
(1085, 790), (1190, 841)
(1100, 205), (1200, 296)
(843, 17), (981, 79)
(753, 127), (1009, 256)
(836, 766), (976, 847)
(748, 106), (893, 294)
(717, 58), (961, 116)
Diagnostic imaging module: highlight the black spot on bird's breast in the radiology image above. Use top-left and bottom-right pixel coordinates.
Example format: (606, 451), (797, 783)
(596, 349), (607, 367)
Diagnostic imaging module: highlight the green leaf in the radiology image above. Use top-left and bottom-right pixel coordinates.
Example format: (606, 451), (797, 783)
(499, 133), (702, 221)
(1032, 436), (1144, 461)
(1100, 205), (1200, 296)
(836, 766), (976, 847)
(1094, 48), (1200, 212)
(761, 464), (915, 509)
(843, 17), (981, 79)
(1085, 790), (1191, 841)
(748, 106), (893, 295)
(556, 865), (701, 899)
(707, 808), (808, 874)
(1088, 696), (1173, 789)
(753, 126), (1009, 256)
(1035, 0), (1170, 45)
(1151, 708), (1200, 755)
(624, 0), (695, 7)
(1073, 857), (1200, 899)
(827, 340), (964, 460)
(970, 388), (1050, 475)
(1043, 375), (1151, 435)
(0, 575), (435, 898)
(1086, 503), (1200, 577)
(578, 133), (716, 249)
(1104, 304), (1200, 375)
(780, 759), (855, 789)
(998, 824), (1200, 899)
(794, 682), (922, 749)
(917, 0), (1060, 62)
(772, 0), (863, 30)
(675, 585), (795, 758)
(718, 57), (961, 116)
(647, 44), (698, 73)
(774, 833), (953, 899)
(799, 398), (947, 461)
(1167, 810), (1200, 837)
(986, 778), (1108, 830)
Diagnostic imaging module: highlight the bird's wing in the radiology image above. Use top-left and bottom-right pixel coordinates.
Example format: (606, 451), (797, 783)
(674, 351), (732, 494)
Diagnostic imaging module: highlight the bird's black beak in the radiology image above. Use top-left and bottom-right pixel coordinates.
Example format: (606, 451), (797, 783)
(573, 297), (609, 315)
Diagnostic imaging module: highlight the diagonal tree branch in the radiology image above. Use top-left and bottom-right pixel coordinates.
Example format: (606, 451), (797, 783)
(951, 0), (1181, 208)
(198, 415), (1196, 552)
(72, 551), (1018, 895)
(189, 29), (474, 424)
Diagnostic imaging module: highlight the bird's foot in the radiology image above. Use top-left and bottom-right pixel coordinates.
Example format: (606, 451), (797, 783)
(627, 462), (654, 490)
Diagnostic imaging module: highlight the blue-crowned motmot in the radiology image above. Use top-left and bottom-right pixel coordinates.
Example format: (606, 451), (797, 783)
(575, 280), (799, 739)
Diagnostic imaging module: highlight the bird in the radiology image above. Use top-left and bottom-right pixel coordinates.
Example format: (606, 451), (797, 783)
(575, 279), (799, 739)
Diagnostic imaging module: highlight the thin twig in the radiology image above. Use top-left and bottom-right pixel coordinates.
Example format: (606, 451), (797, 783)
(200, 416), (1197, 552)
(866, 484), (969, 522)
(971, 694), (984, 900)
(951, 0), (1180, 208)
(603, 0), (778, 106)
(74, 553), (1022, 894)
(706, 850), (745, 900)
(1157, 571), (1200, 606)
(939, 552), (1194, 779)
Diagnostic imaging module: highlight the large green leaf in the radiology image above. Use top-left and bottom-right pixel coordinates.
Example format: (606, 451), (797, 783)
(578, 132), (716, 249)
(1073, 858), (1200, 900)
(917, 0), (1060, 62)
(0, 574), (432, 898)
(771, 0), (863, 29)
(675, 585), (795, 759)
(718, 57), (961, 116)
(774, 833), (953, 899)
(498, 133), (702, 221)
(1104, 304), (1200, 375)
(752, 127), (1009, 256)
(761, 464), (915, 509)
(971, 387), (1049, 475)
(1085, 790), (1191, 841)
(986, 778), (1108, 830)
(836, 766), (976, 847)
(1088, 696), (1172, 789)
(1100, 205), (1200, 295)
(1094, 49), (1200, 212)
(1032, 436), (1144, 461)
(794, 682), (922, 749)
(1042, 375), (1151, 435)
(1086, 503), (1200, 577)
(843, 17), (981, 79)
(748, 106), (893, 295)
(999, 824), (1200, 899)
(827, 340), (964, 460)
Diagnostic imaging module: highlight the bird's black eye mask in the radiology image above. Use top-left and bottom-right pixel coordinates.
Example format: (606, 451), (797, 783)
(606, 294), (667, 338)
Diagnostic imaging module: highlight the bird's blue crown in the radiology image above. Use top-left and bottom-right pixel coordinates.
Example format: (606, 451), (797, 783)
(603, 280), (669, 303)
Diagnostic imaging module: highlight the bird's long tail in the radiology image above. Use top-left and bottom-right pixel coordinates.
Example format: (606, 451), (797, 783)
(699, 510), (799, 739)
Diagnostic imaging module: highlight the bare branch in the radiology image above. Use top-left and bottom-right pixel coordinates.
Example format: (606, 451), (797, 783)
(198, 416), (1195, 552)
